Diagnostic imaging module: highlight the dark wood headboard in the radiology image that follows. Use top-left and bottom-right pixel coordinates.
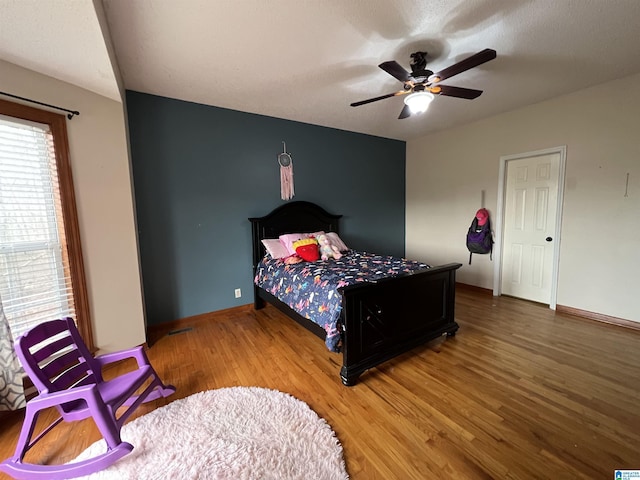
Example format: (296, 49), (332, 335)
(248, 201), (342, 271)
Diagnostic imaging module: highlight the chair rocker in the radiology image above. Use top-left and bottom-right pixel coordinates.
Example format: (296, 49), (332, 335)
(0, 317), (176, 480)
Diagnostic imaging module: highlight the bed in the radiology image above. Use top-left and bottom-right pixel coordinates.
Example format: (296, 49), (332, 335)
(249, 201), (462, 386)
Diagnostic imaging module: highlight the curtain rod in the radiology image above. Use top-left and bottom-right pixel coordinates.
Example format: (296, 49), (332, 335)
(0, 91), (80, 119)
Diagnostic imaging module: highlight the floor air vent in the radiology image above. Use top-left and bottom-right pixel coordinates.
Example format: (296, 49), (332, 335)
(167, 327), (194, 336)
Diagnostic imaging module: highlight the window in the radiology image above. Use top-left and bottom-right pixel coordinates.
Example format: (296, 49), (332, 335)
(0, 98), (92, 349)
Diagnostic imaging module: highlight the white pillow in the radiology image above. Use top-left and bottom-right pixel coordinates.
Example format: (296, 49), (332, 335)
(261, 239), (290, 259)
(326, 232), (348, 252)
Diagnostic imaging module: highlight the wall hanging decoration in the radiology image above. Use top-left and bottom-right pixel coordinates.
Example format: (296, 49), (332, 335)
(278, 141), (295, 201)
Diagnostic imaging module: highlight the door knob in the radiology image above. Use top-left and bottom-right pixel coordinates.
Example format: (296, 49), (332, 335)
(546, 237), (553, 242)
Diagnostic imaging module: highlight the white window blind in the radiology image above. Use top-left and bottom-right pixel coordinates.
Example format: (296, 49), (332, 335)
(0, 115), (75, 338)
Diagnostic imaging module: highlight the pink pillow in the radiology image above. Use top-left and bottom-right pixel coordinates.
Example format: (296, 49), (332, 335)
(326, 232), (348, 252)
(279, 233), (307, 256)
(261, 239), (290, 259)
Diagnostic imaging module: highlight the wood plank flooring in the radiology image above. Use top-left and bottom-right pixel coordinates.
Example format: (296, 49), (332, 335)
(1, 287), (639, 479)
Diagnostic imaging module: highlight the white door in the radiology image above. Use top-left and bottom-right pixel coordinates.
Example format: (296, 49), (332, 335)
(500, 152), (561, 304)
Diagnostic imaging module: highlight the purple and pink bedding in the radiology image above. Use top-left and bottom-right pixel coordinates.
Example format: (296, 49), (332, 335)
(254, 251), (430, 352)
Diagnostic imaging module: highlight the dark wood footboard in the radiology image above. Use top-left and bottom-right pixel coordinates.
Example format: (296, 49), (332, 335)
(338, 262), (461, 385)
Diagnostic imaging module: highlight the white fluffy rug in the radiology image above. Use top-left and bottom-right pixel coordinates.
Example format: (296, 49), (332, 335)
(73, 387), (348, 480)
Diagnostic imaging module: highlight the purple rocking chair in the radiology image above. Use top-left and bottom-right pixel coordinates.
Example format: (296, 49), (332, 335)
(0, 317), (176, 479)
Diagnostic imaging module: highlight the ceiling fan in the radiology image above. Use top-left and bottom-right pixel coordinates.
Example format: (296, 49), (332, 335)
(350, 48), (497, 119)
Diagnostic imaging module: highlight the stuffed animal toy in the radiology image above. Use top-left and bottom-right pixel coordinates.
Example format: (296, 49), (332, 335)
(291, 237), (319, 262)
(317, 233), (342, 261)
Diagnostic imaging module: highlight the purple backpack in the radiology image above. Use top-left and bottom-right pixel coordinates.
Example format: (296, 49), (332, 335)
(466, 209), (493, 264)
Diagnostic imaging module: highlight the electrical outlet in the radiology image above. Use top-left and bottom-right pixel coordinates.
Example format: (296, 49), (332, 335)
(234, 288), (241, 298)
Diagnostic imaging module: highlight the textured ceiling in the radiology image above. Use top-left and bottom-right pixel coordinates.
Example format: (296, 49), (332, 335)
(0, 0), (120, 101)
(2, 0), (640, 140)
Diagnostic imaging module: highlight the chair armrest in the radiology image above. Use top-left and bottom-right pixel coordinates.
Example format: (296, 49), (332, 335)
(94, 346), (149, 369)
(29, 385), (99, 411)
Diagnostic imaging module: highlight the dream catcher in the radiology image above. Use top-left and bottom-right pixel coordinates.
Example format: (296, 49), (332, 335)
(278, 141), (295, 201)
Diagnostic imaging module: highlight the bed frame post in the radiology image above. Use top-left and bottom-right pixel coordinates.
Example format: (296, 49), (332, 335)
(250, 219), (266, 309)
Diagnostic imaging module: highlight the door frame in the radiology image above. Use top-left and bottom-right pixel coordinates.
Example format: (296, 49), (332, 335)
(492, 146), (567, 309)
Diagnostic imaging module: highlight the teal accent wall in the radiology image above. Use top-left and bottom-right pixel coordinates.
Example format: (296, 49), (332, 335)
(126, 91), (406, 325)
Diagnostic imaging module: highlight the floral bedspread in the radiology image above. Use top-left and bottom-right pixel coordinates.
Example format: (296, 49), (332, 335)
(254, 251), (429, 352)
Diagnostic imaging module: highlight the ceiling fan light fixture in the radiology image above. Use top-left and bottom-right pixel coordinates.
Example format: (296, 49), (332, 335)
(404, 91), (434, 114)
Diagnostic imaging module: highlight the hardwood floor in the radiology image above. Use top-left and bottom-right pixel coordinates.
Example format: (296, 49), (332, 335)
(1, 287), (639, 479)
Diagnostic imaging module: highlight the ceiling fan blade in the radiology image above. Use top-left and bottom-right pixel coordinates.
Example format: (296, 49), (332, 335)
(431, 85), (484, 99)
(428, 48), (497, 83)
(398, 104), (411, 119)
(378, 61), (411, 82)
(350, 91), (405, 107)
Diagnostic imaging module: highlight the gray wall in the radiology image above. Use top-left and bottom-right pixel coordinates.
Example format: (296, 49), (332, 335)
(126, 91), (406, 325)
(406, 72), (640, 323)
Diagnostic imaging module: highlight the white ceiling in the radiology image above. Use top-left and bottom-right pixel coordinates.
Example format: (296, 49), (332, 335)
(2, 0), (640, 141)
